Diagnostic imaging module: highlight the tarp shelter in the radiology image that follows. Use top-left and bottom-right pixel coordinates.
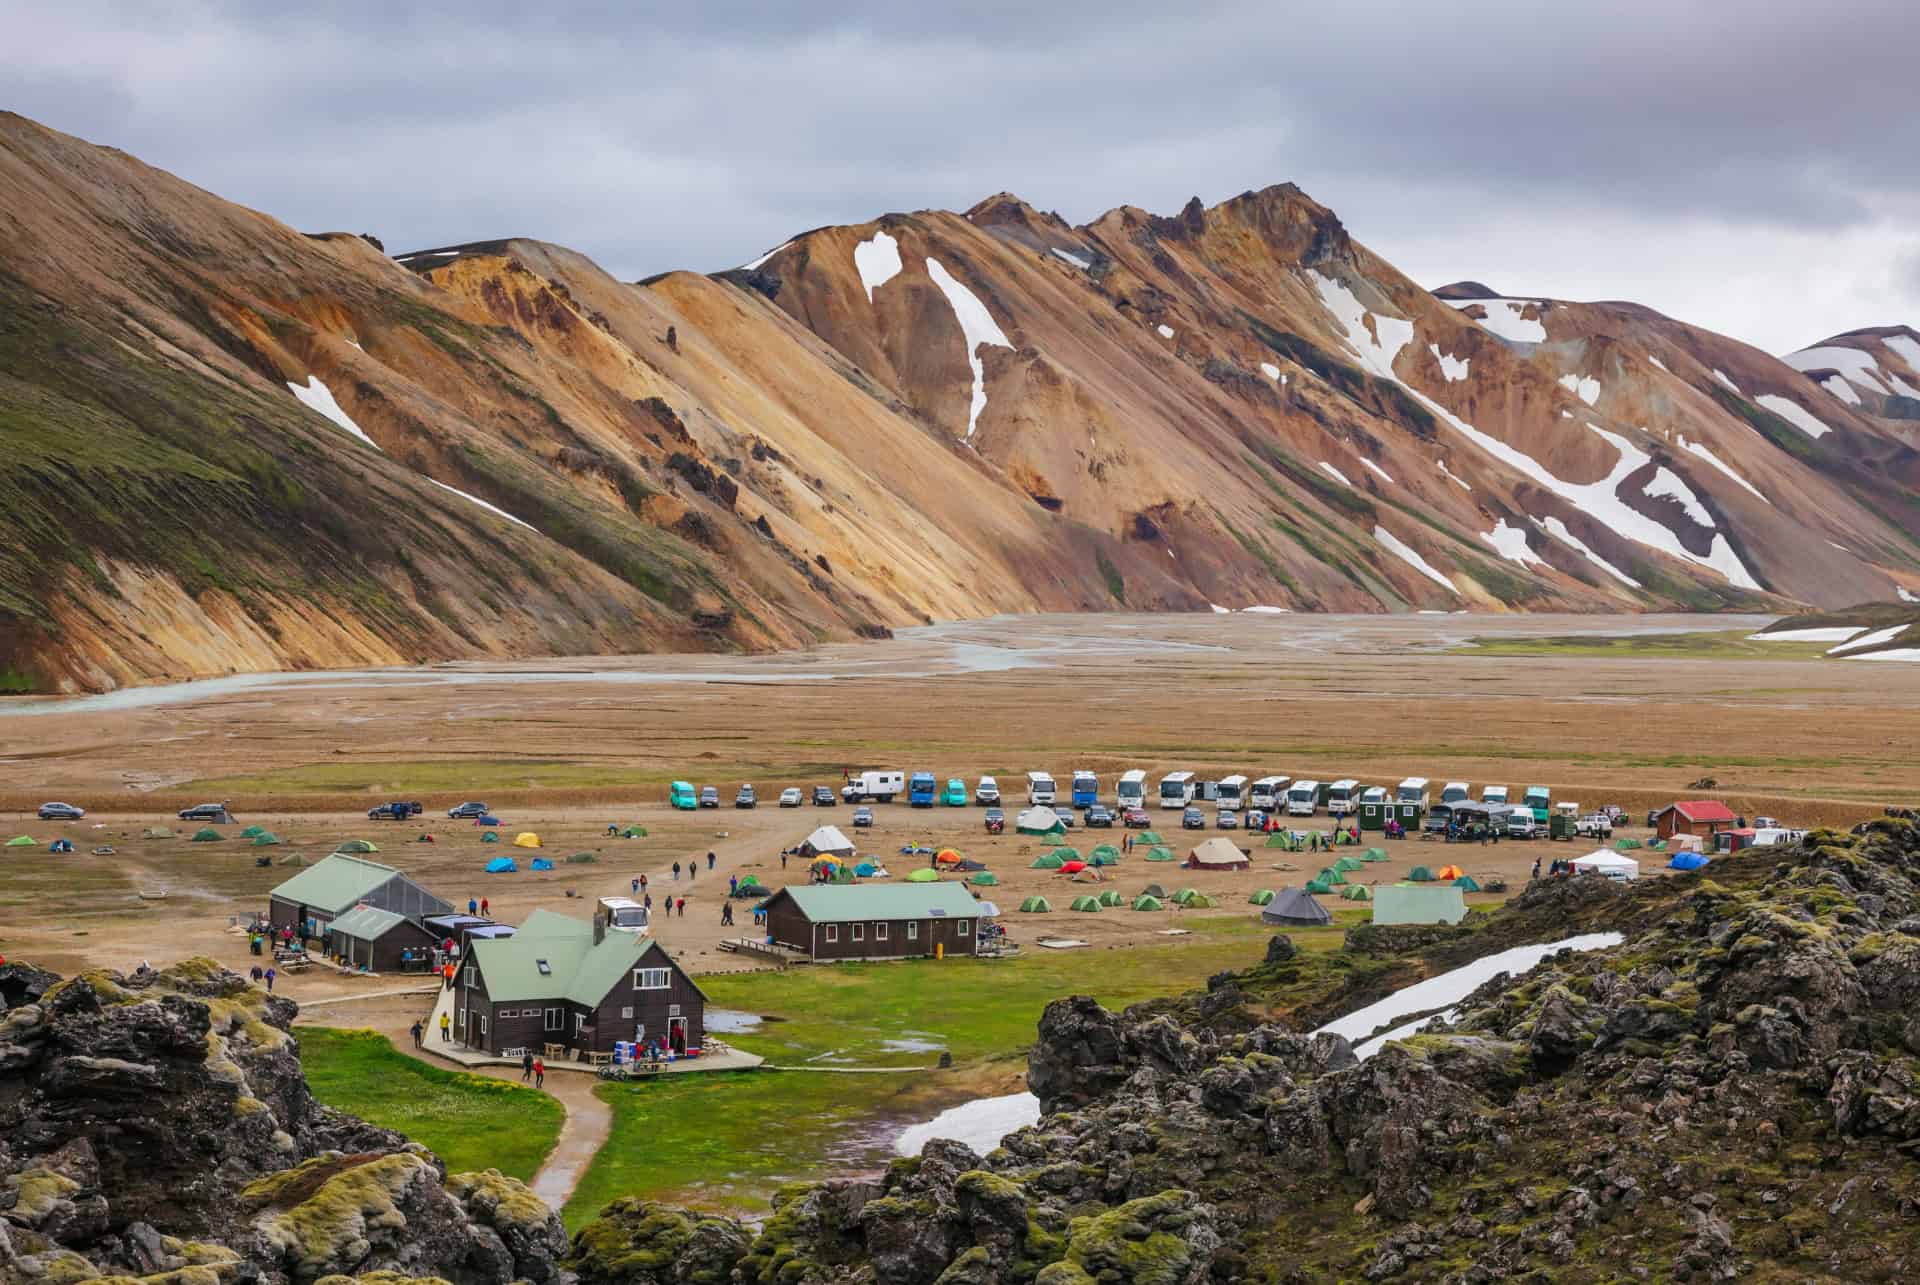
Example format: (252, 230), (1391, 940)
(1016, 807), (1066, 836)
(1097, 889), (1125, 907)
(1187, 838), (1250, 871)
(1316, 867), (1348, 886)
(1361, 847), (1389, 863)
(906, 868), (940, 883)
(1137, 831), (1165, 845)
(970, 872), (998, 886)
(1572, 851), (1641, 880)
(1070, 895), (1101, 912)
(530, 857), (555, 871)
(513, 832), (542, 849)
(1263, 887), (1331, 927)
(5, 835), (36, 847)
(191, 828), (223, 842)
(1374, 883), (1467, 925)
(485, 856), (517, 873)
(620, 825), (648, 838)
(143, 827), (175, 839)
(334, 839), (379, 854)
(1249, 889), (1275, 905)
(1669, 851), (1710, 871)
(1019, 896), (1052, 912)
(480, 832), (500, 843)
(801, 826), (856, 859)
(1031, 853), (1065, 869)
(475, 815), (501, 826)
(1132, 894), (1164, 911)
(1341, 884), (1372, 901)
(1452, 874), (1480, 892)
(1334, 856), (1365, 873)
(1145, 846), (1175, 862)
(566, 851), (597, 863)
(1407, 865), (1435, 882)
(240, 826), (265, 839)
(1436, 864), (1465, 880)
(1061, 860), (1088, 874)
(250, 832), (281, 847)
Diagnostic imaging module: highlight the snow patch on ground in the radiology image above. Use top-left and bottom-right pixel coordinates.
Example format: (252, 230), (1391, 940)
(740, 240), (793, 271)
(1848, 649), (1920, 662)
(1643, 468), (1714, 526)
(1533, 517), (1641, 589)
(1674, 434), (1768, 504)
(1309, 271), (1413, 379)
(1900, 587), (1919, 603)
(1748, 626), (1865, 643)
(1240, 605), (1291, 614)
(1648, 355), (1668, 372)
(925, 257), (1013, 441)
(1373, 526), (1455, 593)
(1429, 345), (1470, 382)
(1437, 459), (1471, 490)
(896, 1092), (1040, 1156)
(853, 231), (903, 301)
(1711, 369), (1741, 394)
(1446, 297), (1548, 344)
(1754, 394), (1834, 439)
(1360, 458), (1395, 484)
(1558, 373), (1601, 406)
(1050, 248), (1091, 270)
(1319, 462), (1352, 487)
(1821, 375), (1862, 405)
(1786, 345), (1890, 395)
(1479, 518), (1544, 568)
(1828, 624), (1908, 655)
(427, 479), (537, 531)
(1260, 362), (1282, 380)
(1210, 604), (1230, 614)
(1156, 323), (1176, 339)
(288, 376), (381, 451)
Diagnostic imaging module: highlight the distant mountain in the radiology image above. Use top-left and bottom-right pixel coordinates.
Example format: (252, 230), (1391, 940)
(3, 111), (1919, 692)
(1783, 325), (1920, 433)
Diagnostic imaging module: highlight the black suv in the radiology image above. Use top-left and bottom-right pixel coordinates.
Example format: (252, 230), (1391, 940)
(1084, 806), (1114, 828)
(812, 786), (837, 806)
(178, 802), (233, 822)
(448, 801), (490, 819)
(369, 801), (423, 820)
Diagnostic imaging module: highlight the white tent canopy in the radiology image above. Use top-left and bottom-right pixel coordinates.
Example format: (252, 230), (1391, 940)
(1187, 837), (1250, 869)
(1016, 805), (1065, 833)
(1571, 850), (1639, 880)
(800, 825), (855, 857)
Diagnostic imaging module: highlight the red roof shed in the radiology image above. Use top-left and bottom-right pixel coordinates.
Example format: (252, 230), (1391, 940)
(1656, 800), (1736, 840)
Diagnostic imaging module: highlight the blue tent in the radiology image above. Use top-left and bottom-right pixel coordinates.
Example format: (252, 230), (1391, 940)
(476, 815), (502, 827)
(1668, 851), (1710, 871)
(855, 861), (879, 877)
(530, 856), (555, 870)
(484, 856), (517, 873)
(49, 839), (74, 854)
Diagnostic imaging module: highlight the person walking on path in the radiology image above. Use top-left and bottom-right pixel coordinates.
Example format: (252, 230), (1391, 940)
(707, 851), (716, 872)
(677, 897), (686, 918)
(721, 902), (734, 927)
(468, 897), (478, 916)
(781, 851), (788, 870)
(533, 1058), (545, 1088)
(631, 877), (640, 895)
(672, 861), (681, 881)
(480, 897), (489, 918)
(264, 967), (276, 992)
(439, 1012), (451, 1041)
(411, 1020), (424, 1049)
(521, 1051), (535, 1081)
(689, 862), (696, 882)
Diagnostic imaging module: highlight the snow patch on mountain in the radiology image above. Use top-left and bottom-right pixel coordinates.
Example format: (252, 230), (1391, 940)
(1648, 355), (1668, 372)
(288, 375), (380, 451)
(853, 231), (902, 301)
(1050, 248), (1092, 270)
(1533, 516), (1641, 589)
(1712, 370), (1741, 394)
(925, 257), (1012, 440)
(1309, 271), (1413, 379)
(1260, 362), (1282, 380)
(1429, 345), (1470, 382)
(1558, 373), (1601, 405)
(1374, 526), (1456, 593)
(1437, 459), (1471, 490)
(1754, 394), (1834, 439)
(1446, 297), (1547, 344)
(1884, 334), (1920, 372)
(1319, 462), (1352, 487)
(1156, 324), (1175, 339)
(1480, 518), (1544, 568)
(1848, 649), (1920, 662)
(1786, 345), (1890, 395)
(1675, 435), (1768, 504)
(428, 479), (537, 531)
(1643, 468), (1714, 527)
(1828, 624), (1908, 656)
(1901, 586), (1919, 603)
(1820, 375), (1862, 405)
(1360, 458), (1394, 484)
(741, 240), (793, 271)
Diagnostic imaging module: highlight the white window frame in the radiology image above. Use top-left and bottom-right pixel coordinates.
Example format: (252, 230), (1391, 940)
(876, 922), (889, 941)
(851, 923), (865, 942)
(824, 924), (839, 943)
(479, 1013), (489, 1036)
(634, 967), (671, 990)
(907, 921), (918, 940)
(621, 1006), (634, 1020)
(543, 1007), (563, 1032)
(957, 920), (971, 935)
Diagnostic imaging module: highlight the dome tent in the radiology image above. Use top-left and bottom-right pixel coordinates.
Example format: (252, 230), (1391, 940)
(565, 851), (598, 863)
(143, 826), (176, 840)
(1248, 889), (1275, 906)
(1361, 847), (1389, 862)
(970, 871), (999, 886)
(480, 831), (500, 843)
(1097, 889), (1125, 907)
(1316, 867), (1347, 885)
(620, 824), (648, 838)
(1182, 893), (1215, 908)
(1341, 883), (1372, 901)
(1089, 843), (1121, 861)
(1031, 852), (1065, 869)
(1170, 888), (1201, 905)
(1333, 855), (1365, 872)
(1262, 886), (1331, 926)
(484, 856), (517, 873)
(1304, 878), (1334, 895)
(334, 839), (379, 854)
(1668, 851), (1710, 871)
(1452, 874), (1480, 892)
(1136, 831), (1164, 846)
(530, 857), (555, 870)
(239, 826), (265, 839)
(1407, 865), (1436, 882)
(191, 828), (223, 842)
(1139, 883), (1168, 899)
(513, 832), (543, 849)
(1018, 895), (1052, 912)
(906, 868), (940, 883)
(1069, 895), (1102, 912)
(1050, 846), (1081, 862)
(1436, 864), (1466, 880)
(1145, 846), (1176, 862)
(6, 835), (38, 847)
(250, 832), (281, 847)
(1131, 894), (1164, 911)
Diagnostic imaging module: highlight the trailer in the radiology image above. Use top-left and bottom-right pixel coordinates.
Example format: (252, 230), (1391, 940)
(1357, 786), (1390, 832)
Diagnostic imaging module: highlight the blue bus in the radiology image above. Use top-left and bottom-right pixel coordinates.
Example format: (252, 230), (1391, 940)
(908, 771), (937, 807)
(1070, 770), (1099, 808)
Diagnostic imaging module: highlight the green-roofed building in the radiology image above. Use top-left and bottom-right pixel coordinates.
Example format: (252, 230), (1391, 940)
(268, 853), (452, 942)
(761, 882), (983, 962)
(455, 913), (706, 1058)
(326, 904), (437, 973)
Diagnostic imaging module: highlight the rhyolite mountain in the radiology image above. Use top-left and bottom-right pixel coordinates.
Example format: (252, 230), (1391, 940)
(5, 110), (1920, 692)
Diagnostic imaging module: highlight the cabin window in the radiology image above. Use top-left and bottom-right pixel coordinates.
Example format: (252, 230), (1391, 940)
(824, 925), (839, 943)
(479, 1013), (489, 1036)
(634, 968), (671, 990)
(851, 923), (865, 941)
(957, 920), (971, 935)
(907, 922), (918, 940)
(621, 1006), (634, 1020)
(464, 967), (476, 989)
(544, 1007), (562, 1031)
(875, 922), (889, 940)
(668, 1004), (681, 1017)
(575, 1013), (587, 1034)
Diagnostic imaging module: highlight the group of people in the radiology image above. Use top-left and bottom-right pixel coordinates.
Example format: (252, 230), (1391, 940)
(1444, 820), (1501, 845)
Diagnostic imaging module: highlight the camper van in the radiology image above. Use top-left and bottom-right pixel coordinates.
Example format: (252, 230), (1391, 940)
(908, 772), (938, 807)
(1216, 775), (1248, 810)
(1071, 771), (1099, 808)
(1249, 776), (1288, 810)
(1326, 780), (1362, 818)
(976, 776), (1001, 805)
(1158, 771), (1196, 809)
(1116, 770), (1148, 811)
(1286, 780), (1320, 816)
(1026, 771), (1057, 805)
(597, 897), (651, 935)
(1481, 785), (1510, 807)
(668, 780), (697, 811)
(1440, 782), (1471, 805)
(1522, 786), (1552, 822)
(843, 770), (906, 803)
(1396, 778), (1431, 809)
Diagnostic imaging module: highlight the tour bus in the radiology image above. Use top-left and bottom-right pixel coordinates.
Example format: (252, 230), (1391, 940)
(1440, 781), (1471, 805)
(597, 896), (651, 936)
(1117, 770), (1148, 811)
(909, 771), (938, 807)
(1481, 784), (1510, 807)
(1071, 770), (1100, 808)
(1026, 771), (1057, 805)
(1248, 776), (1287, 810)
(1158, 771), (1196, 809)
(1326, 779), (1362, 817)
(1286, 779), (1320, 816)
(1396, 777), (1431, 809)
(1215, 774), (1248, 811)
(1522, 785), (1552, 822)
(668, 780), (697, 811)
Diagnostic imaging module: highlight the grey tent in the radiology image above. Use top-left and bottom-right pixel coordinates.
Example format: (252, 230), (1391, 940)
(1261, 886), (1332, 928)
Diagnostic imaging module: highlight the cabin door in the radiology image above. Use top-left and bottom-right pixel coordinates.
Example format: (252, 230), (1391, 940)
(668, 1017), (688, 1054)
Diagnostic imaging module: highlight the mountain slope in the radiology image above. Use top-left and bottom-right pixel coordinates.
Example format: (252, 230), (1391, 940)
(4, 112), (1919, 691)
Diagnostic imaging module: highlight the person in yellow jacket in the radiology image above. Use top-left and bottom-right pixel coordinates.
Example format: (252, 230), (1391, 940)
(439, 1012), (451, 1042)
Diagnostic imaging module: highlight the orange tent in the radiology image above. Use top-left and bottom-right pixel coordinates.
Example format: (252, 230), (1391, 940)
(1436, 864), (1465, 880)
(935, 848), (965, 865)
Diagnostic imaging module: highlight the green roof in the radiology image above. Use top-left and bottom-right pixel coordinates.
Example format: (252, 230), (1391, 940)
(328, 905), (409, 941)
(269, 854), (398, 913)
(469, 917), (700, 1006)
(773, 883), (981, 924)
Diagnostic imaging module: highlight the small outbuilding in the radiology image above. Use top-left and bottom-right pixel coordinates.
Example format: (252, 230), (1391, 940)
(268, 853), (452, 942)
(1654, 801), (1736, 842)
(1373, 883), (1468, 926)
(760, 883), (981, 961)
(327, 904), (438, 973)
(1571, 851), (1640, 881)
(1186, 837), (1250, 871)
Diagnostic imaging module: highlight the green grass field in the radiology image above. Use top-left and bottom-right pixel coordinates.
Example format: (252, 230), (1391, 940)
(1451, 630), (1827, 660)
(298, 1027), (565, 1182)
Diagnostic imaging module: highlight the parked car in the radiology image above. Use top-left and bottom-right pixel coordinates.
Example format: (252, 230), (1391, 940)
(1507, 812), (1539, 839)
(812, 786), (837, 806)
(1084, 805), (1114, 828)
(1217, 810), (1240, 830)
(1244, 809), (1267, 832)
(1600, 804), (1627, 825)
(177, 802), (233, 822)
(852, 805), (875, 828)
(735, 785), (757, 809)
(1182, 806), (1205, 830)
(1052, 806), (1077, 829)
(943, 778), (968, 806)
(1576, 812), (1614, 839)
(779, 788), (803, 808)
(984, 807), (1005, 834)
(448, 801), (490, 819)
(367, 801), (421, 820)
(1122, 807), (1151, 829)
(36, 802), (85, 821)
(700, 786), (720, 808)
(976, 776), (1001, 806)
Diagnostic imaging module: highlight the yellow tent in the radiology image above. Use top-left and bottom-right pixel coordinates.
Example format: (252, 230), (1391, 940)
(513, 832), (543, 849)
(1435, 863), (1465, 880)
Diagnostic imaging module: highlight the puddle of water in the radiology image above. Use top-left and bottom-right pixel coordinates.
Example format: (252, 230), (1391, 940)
(878, 1037), (946, 1054)
(894, 1091), (1040, 1157)
(704, 1009), (764, 1034)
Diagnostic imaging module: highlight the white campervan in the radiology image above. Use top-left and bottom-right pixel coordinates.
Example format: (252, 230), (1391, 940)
(1286, 780), (1320, 816)
(597, 897), (651, 936)
(1440, 781), (1471, 805)
(1026, 771), (1057, 805)
(1481, 784), (1510, 806)
(1158, 771), (1196, 809)
(1116, 770), (1148, 811)
(1249, 775), (1288, 811)
(1396, 777), (1431, 809)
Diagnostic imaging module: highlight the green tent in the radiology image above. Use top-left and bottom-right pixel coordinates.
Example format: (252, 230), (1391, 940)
(1088, 852), (1119, 868)
(565, 851), (598, 864)
(906, 868), (940, 883)
(1304, 878), (1334, 895)
(1090, 843), (1121, 861)
(1049, 849), (1080, 865)
(1453, 874), (1481, 892)
(1184, 893), (1216, 909)
(1131, 894), (1164, 911)
(142, 826), (176, 840)
(970, 871), (998, 886)
(1137, 830), (1164, 845)
(1616, 837), (1643, 850)
(1248, 888), (1275, 905)
(1171, 888), (1200, 905)
(1333, 828), (1357, 846)
(1361, 846), (1390, 862)
(1647, 839), (1667, 851)
(1145, 845), (1175, 862)
(5, 835), (37, 848)
(190, 828), (223, 843)
(1097, 889), (1125, 907)
(1069, 895), (1102, 912)
(1264, 832), (1298, 850)
(1407, 865), (1436, 882)
(1018, 895), (1052, 913)
(620, 825), (648, 838)
(239, 825), (265, 839)
(1317, 867), (1348, 886)
(1334, 855), (1366, 872)
(1031, 853), (1065, 869)
(334, 839), (379, 854)
(1341, 883), (1372, 901)
(480, 831), (500, 843)
(250, 832), (281, 847)
(277, 852), (310, 867)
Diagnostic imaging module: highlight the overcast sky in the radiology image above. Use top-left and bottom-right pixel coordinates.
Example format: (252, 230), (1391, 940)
(7, 0), (1915, 354)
